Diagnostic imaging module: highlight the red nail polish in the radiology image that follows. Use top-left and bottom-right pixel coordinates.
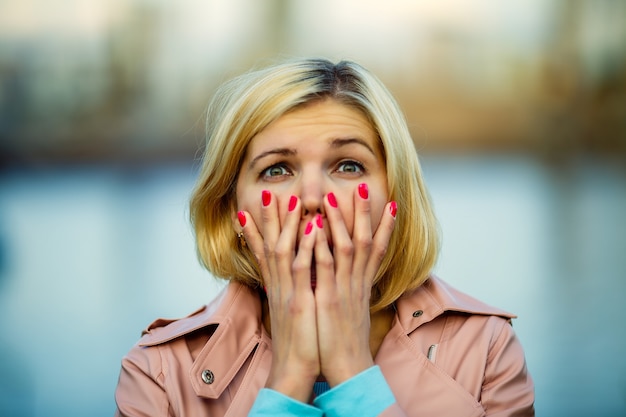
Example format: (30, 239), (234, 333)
(390, 201), (397, 218)
(237, 211), (246, 227)
(358, 183), (369, 199)
(327, 192), (338, 208)
(305, 222), (313, 235)
(288, 195), (297, 211)
(262, 190), (271, 207)
(316, 214), (323, 228)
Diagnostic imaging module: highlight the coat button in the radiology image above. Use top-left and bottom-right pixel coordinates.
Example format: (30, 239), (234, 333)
(412, 310), (423, 318)
(201, 369), (214, 384)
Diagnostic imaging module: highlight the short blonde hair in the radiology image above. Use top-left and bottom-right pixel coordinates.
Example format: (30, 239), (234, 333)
(190, 58), (439, 312)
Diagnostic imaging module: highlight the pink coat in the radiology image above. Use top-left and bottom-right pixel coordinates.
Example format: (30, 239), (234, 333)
(114, 277), (534, 416)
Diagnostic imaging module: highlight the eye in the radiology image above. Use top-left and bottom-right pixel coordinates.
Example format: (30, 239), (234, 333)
(261, 164), (290, 179)
(336, 160), (364, 174)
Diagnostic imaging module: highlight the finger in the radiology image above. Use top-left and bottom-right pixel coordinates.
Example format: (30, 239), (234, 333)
(260, 189), (280, 248)
(271, 195), (301, 296)
(292, 220), (317, 293)
(237, 210), (270, 279)
(323, 192), (353, 289)
(259, 189), (282, 288)
(312, 214), (334, 294)
(365, 200), (397, 282)
(351, 183), (373, 290)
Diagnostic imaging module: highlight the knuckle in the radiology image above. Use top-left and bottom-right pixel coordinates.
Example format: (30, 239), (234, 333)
(261, 208), (273, 222)
(263, 242), (277, 259)
(316, 255), (334, 269)
(371, 241), (388, 262)
(335, 241), (354, 257)
(253, 251), (264, 263)
(317, 294), (339, 310)
(292, 258), (309, 273)
(287, 303), (303, 316)
(273, 245), (291, 261)
(354, 235), (372, 250)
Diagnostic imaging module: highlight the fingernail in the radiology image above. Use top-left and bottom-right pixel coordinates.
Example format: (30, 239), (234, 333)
(262, 190), (271, 207)
(390, 201), (397, 218)
(358, 183), (369, 199)
(237, 211), (246, 227)
(288, 195), (297, 212)
(327, 192), (338, 208)
(316, 214), (323, 228)
(305, 222), (313, 235)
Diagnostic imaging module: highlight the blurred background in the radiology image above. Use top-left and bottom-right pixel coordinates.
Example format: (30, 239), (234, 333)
(0, 1), (625, 416)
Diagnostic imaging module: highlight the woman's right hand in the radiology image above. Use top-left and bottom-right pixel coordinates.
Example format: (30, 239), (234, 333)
(238, 191), (320, 403)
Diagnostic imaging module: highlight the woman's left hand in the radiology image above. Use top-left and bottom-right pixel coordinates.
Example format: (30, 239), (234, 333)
(313, 183), (397, 387)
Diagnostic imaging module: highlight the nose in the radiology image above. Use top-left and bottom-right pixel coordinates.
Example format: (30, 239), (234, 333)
(298, 169), (327, 218)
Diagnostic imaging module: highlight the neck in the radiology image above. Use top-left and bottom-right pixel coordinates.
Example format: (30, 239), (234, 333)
(369, 306), (395, 358)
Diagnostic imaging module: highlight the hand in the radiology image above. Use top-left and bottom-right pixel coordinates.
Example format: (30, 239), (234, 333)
(239, 191), (320, 403)
(238, 185), (397, 399)
(314, 184), (397, 387)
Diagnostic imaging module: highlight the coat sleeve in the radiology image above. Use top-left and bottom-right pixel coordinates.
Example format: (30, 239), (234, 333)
(314, 366), (398, 417)
(480, 319), (535, 416)
(248, 388), (323, 416)
(114, 344), (172, 417)
(248, 366), (404, 417)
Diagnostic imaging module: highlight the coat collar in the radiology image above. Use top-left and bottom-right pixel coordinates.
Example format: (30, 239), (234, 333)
(135, 276), (514, 400)
(395, 275), (515, 335)
(138, 282), (268, 399)
(138, 282), (262, 347)
(138, 275), (515, 347)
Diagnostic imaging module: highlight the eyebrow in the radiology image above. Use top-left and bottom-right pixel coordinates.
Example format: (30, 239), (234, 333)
(248, 148), (296, 170)
(330, 137), (375, 155)
(247, 137), (376, 170)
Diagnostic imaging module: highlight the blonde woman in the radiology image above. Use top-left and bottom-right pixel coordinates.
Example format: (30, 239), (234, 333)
(114, 58), (534, 416)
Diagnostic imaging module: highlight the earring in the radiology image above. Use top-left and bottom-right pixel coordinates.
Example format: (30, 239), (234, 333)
(237, 232), (246, 248)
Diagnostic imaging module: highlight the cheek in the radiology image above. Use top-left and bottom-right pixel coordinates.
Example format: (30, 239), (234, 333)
(334, 194), (355, 234)
(371, 179), (390, 230)
(235, 189), (261, 226)
(370, 196), (387, 230)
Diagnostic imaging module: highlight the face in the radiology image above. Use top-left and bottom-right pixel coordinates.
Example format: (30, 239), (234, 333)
(235, 99), (389, 244)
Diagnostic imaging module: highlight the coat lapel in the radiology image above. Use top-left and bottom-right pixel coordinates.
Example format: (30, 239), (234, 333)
(376, 322), (485, 417)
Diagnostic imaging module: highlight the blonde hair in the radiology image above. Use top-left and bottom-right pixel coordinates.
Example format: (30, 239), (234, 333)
(189, 58), (439, 312)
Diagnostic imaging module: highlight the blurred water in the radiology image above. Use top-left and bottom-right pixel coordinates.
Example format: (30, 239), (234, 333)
(0, 156), (624, 417)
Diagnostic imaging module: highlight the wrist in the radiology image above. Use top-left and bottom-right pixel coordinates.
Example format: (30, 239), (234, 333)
(266, 370), (318, 403)
(323, 357), (374, 387)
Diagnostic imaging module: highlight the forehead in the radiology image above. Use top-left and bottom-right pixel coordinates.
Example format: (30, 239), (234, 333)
(246, 100), (380, 154)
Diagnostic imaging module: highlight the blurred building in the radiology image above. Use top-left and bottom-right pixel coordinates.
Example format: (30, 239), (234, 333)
(0, 0), (624, 167)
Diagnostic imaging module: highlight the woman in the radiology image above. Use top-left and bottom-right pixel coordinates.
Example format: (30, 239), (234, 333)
(114, 58), (534, 416)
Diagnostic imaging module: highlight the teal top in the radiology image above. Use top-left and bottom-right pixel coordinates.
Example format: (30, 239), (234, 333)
(248, 365), (396, 417)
